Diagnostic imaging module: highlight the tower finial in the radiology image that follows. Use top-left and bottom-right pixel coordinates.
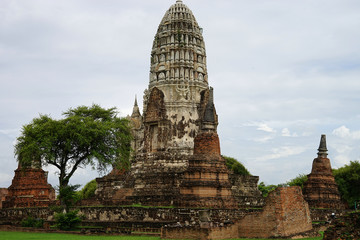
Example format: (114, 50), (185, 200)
(131, 95), (141, 118)
(202, 87), (218, 132)
(134, 95), (138, 107)
(176, 0), (183, 3)
(317, 134), (328, 158)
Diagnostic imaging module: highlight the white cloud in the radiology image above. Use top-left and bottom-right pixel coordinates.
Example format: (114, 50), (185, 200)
(332, 126), (360, 140)
(243, 122), (276, 133)
(255, 146), (307, 162)
(253, 135), (274, 143)
(1, 0), (360, 186)
(257, 123), (276, 133)
(281, 128), (298, 137)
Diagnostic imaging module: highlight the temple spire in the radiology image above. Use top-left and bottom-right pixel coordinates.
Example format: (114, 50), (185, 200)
(131, 96), (141, 118)
(317, 134), (328, 158)
(202, 87), (218, 132)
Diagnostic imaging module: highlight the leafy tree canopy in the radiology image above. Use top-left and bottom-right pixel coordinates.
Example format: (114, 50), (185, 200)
(77, 179), (97, 200)
(222, 155), (250, 176)
(333, 160), (360, 208)
(286, 174), (308, 189)
(15, 104), (132, 192)
(258, 182), (278, 197)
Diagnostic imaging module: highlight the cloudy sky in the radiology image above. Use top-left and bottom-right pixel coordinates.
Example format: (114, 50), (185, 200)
(1, 0), (360, 189)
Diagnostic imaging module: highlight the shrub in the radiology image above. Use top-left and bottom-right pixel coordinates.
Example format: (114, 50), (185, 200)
(54, 210), (84, 230)
(21, 216), (44, 228)
(222, 155), (250, 176)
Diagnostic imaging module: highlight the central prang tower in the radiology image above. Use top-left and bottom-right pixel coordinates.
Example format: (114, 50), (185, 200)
(127, 0), (236, 208)
(142, 0), (209, 154)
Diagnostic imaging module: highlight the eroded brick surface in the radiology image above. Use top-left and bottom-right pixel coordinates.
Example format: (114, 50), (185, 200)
(303, 135), (344, 209)
(237, 187), (313, 238)
(2, 167), (55, 208)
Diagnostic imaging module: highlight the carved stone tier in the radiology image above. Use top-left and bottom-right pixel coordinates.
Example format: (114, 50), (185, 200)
(95, 169), (134, 205)
(179, 132), (237, 209)
(2, 167), (55, 208)
(303, 135), (344, 209)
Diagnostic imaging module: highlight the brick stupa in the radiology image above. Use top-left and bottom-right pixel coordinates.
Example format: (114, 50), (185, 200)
(2, 163), (55, 208)
(302, 135), (344, 209)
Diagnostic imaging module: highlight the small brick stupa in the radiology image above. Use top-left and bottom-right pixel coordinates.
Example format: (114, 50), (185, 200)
(302, 135), (344, 209)
(179, 88), (236, 208)
(2, 163), (55, 208)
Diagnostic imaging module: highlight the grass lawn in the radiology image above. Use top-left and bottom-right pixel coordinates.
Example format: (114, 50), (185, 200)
(0, 231), (323, 240)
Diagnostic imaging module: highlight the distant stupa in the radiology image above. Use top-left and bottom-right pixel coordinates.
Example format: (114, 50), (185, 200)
(302, 135), (345, 209)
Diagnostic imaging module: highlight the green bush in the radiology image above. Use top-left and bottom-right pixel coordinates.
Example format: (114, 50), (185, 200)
(54, 210), (84, 230)
(258, 182), (277, 197)
(21, 217), (44, 228)
(333, 161), (360, 208)
(222, 155), (250, 176)
(78, 179), (97, 200)
(286, 174), (308, 188)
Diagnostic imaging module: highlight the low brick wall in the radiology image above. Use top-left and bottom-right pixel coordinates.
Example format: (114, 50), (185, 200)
(162, 224), (238, 240)
(310, 208), (349, 222)
(237, 187), (313, 238)
(0, 206), (260, 227)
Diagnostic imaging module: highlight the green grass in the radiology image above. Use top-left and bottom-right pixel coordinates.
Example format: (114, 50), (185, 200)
(0, 231), (323, 240)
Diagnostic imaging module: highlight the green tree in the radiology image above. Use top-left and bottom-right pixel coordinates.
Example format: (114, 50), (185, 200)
(333, 161), (360, 208)
(14, 104), (132, 206)
(222, 155), (250, 176)
(286, 174), (308, 188)
(258, 182), (277, 197)
(78, 179), (97, 200)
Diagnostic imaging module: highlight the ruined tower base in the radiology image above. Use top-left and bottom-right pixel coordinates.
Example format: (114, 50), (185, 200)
(3, 167), (55, 208)
(179, 132), (237, 209)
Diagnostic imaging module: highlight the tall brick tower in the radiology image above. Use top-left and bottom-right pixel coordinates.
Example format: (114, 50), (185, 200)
(127, 0), (235, 207)
(302, 135), (344, 209)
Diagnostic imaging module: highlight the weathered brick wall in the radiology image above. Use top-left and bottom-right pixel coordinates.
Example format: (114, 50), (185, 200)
(0, 206), (259, 227)
(193, 132), (220, 155)
(237, 187), (312, 238)
(229, 175), (265, 208)
(323, 211), (360, 240)
(310, 208), (349, 222)
(3, 168), (55, 208)
(0, 188), (8, 209)
(162, 224), (238, 240)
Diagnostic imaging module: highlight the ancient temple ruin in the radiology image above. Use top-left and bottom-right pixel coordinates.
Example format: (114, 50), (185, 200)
(303, 135), (344, 209)
(2, 164), (55, 208)
(96, 0), (262, 209)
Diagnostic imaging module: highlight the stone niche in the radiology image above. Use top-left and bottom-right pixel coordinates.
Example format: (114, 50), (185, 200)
(2, 166), (55, 208)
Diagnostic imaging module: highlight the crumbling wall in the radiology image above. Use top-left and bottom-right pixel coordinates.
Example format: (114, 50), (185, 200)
(229, 175), (264, 208)
(323, 211), (360, 240)
(237, 187), (312, 238)
(162, 224), (238, 240)
(0, 188), (8, 209)
(0, 206), (259, 227)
